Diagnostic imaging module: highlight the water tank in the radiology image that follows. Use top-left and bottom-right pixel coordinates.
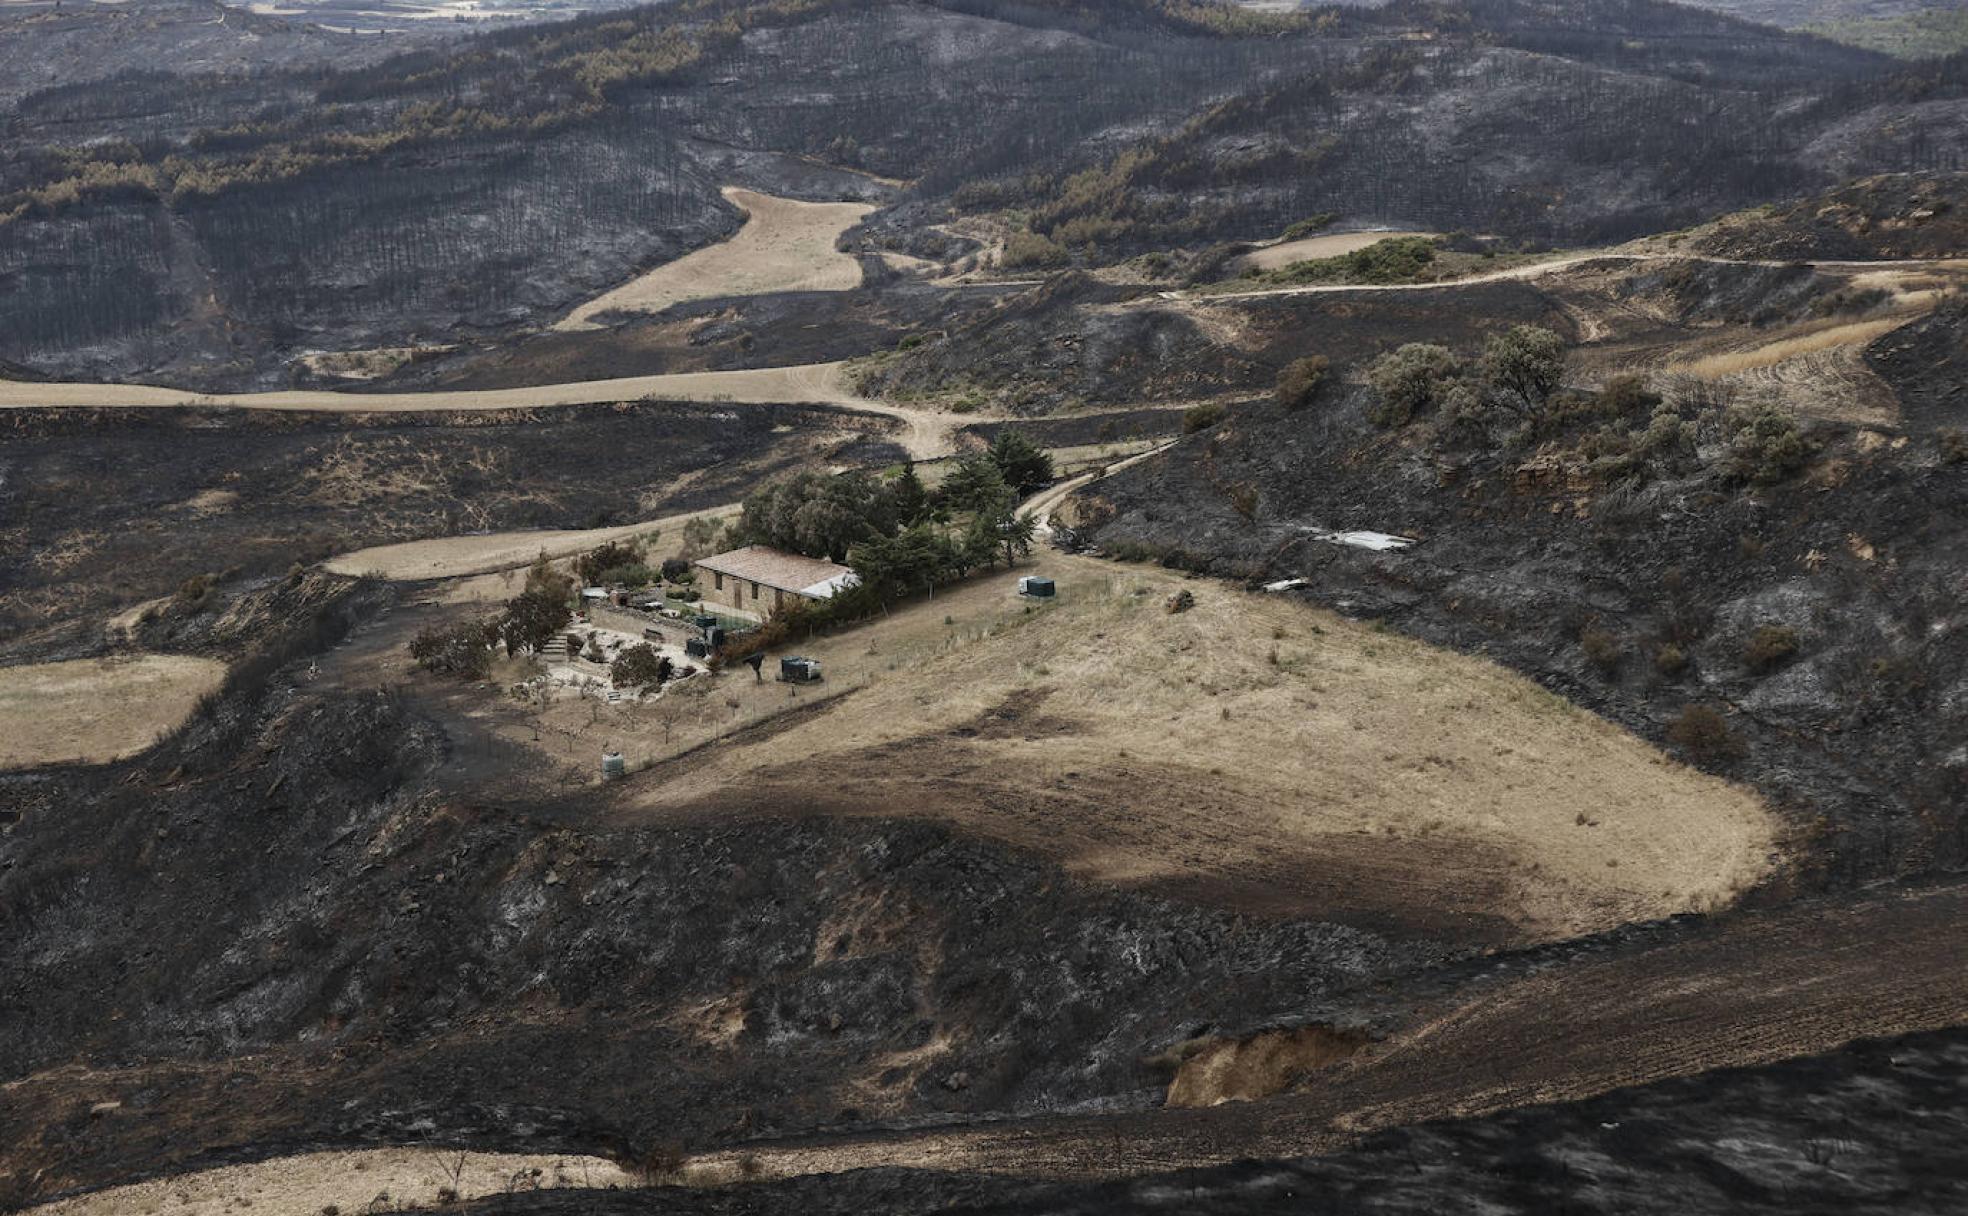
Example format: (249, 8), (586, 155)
(601, 752), (626, 781)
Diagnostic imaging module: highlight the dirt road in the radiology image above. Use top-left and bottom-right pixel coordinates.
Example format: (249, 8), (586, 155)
(1171, 253), (1968, 304)
(0, 362), (970, 460)
(321, 505), (740, 581)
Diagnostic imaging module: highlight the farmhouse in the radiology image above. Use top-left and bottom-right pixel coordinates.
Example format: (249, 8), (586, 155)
(692, 545), (858, 619)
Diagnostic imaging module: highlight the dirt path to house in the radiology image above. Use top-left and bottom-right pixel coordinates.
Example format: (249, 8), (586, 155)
(556, 187), (876, 331)
(0, 654), (227, 768)
(321, 504), (741, 581)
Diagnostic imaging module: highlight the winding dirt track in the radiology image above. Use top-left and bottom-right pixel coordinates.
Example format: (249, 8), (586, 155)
(1171, 253), (1968, 303)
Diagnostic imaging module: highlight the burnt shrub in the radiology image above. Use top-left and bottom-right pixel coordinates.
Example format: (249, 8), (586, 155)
(1654, 642), (1689, 676)
(1596, 374), (1662, 420)
(1744, 624), (1800, 672)
(1580, 628), (1623, 676)
(1938, 428), (1968, 465)
(1667, 703), (1746, 764)
(1183, 402), (1226, 434)
(1226, 481), (1259, 521)
(1274, 355), (1330, 411)
(174, 573), (216, 613)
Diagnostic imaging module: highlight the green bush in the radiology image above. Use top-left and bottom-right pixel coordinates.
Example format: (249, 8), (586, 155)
(1001, 230), (1070, 269)
(1480, 325), (1567, 411)
(595, 563), (654, 587)
(1366, 343), (1459, 427)
(1281, 212), (1338, 240)
(610, 642), (672, 691)
(576, 539), (644, 586)
(1722, 405), (1813, 484)
(1264, 236), (1440, 287)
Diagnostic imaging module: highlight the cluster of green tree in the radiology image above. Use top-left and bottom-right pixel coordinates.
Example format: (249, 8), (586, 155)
(575, 536), (654, 588)
(1280, 212), (1338, 240)
(1363, 329), (1816, 487)
(727, 431), (1053, 611)
(731, 429), (1052, 560)
(410, 554), (576, 679)
(1364, 325), (1568, 430)
(1241, 236), (1444, 287)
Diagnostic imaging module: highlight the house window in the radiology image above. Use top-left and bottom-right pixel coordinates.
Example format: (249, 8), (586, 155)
(714, 572), (724, 591)
(752, 581), (761, 599)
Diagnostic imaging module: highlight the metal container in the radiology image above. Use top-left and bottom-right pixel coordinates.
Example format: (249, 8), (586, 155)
(601, 752), (626, 781)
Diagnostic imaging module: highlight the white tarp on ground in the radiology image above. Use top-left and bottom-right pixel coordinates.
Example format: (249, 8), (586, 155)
(1265, 531), (1417, 592)
(1294, 527), (1417, 552)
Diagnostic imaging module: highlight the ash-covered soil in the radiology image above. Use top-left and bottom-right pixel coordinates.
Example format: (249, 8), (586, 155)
(453, 1023), (1968, 1215)
(1867, 294), (1968, 432)
(371, 280), (1025, 395)
(1689, 172), (1968, 261)
(0, 400), (901, 645)
(852, 273), (1575, 416)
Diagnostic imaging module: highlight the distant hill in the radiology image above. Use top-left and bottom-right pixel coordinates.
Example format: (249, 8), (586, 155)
(0, 0), (421, 108)
(0, 0), (1963, 385)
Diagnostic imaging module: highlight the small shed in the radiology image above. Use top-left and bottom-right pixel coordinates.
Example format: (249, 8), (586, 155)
(780, 656), (823, 683)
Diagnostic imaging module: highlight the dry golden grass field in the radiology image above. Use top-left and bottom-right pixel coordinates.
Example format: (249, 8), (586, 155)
(0, 655), (226, 768)
(556, 187), (875, 331)
(28, 1148), (635, 1216)
(421, 547), (1781, 944)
